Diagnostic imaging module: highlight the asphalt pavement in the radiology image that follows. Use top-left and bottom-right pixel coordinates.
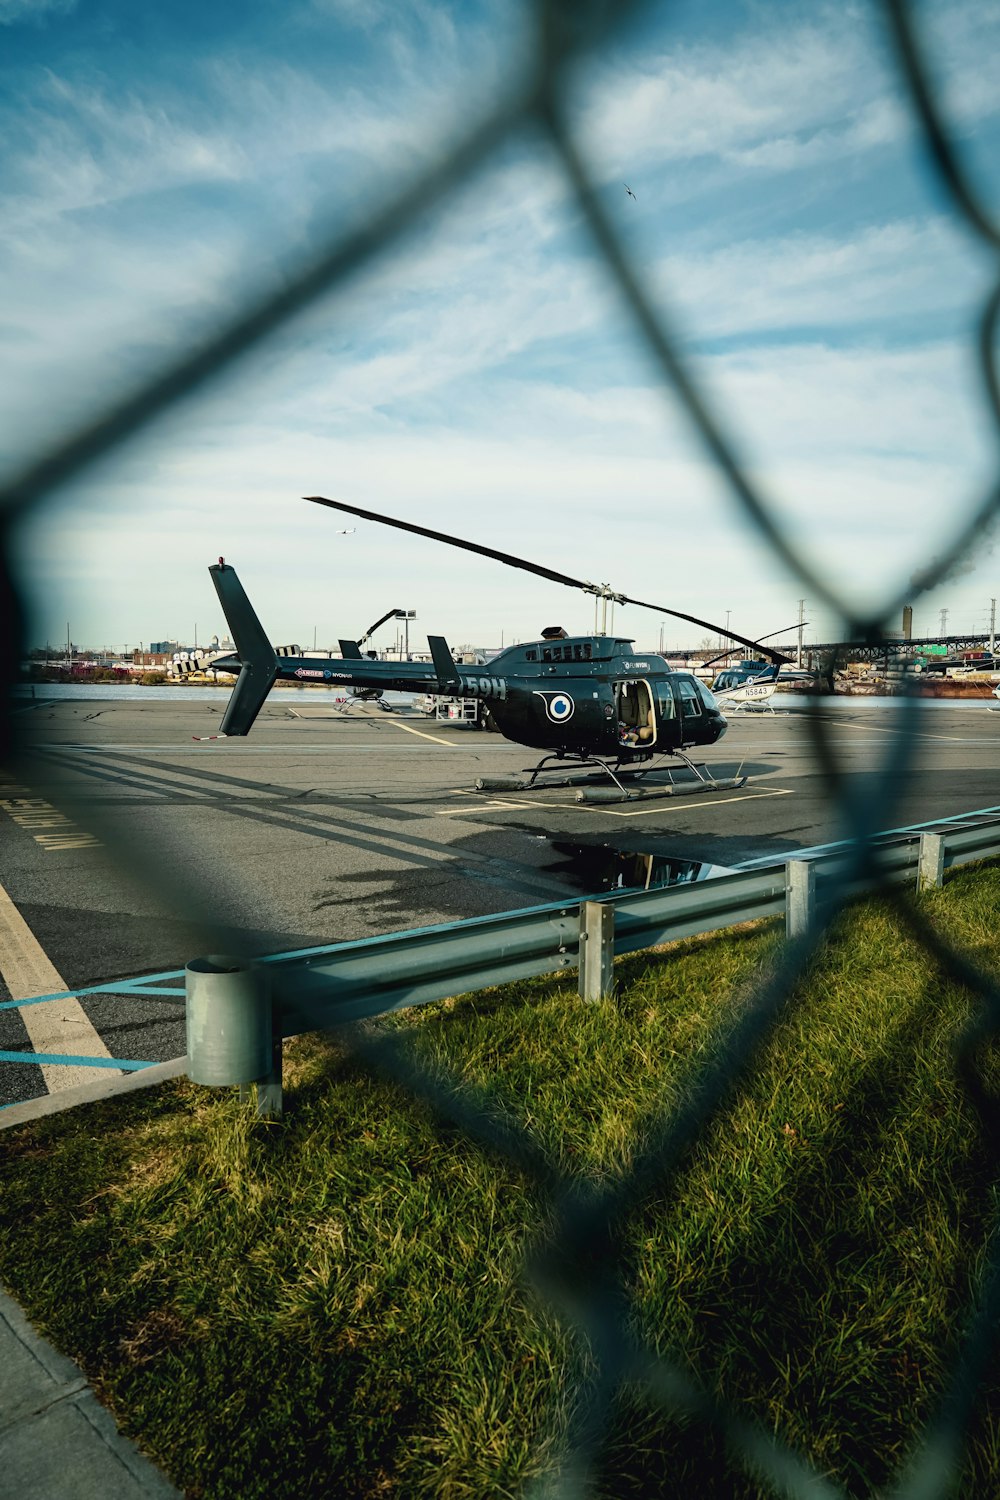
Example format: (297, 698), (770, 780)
(2, 690), (1000, 1112)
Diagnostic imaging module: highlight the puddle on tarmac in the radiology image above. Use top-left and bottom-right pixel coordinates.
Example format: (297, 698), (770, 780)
(544, 841), (732, 895)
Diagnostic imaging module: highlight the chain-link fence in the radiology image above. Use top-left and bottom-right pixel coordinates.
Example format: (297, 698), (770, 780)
(3, 1), (1000, 1494)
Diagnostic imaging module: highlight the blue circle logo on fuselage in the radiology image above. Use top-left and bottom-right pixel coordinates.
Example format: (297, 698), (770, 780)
(535, 690), (575, 723)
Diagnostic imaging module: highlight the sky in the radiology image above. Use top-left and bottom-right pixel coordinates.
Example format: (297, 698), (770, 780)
(3, 0), (1000, 657)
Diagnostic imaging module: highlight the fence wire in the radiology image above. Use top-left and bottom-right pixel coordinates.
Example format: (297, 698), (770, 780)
(3, 0), (1000, 1495)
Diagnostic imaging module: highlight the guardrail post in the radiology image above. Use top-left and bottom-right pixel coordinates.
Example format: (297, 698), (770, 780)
(579, 901), (615, 1001)
(785, 859), (815, 938)
(240, 1035), (283, 1119)
(918, 832), (945, 891)
(186, 955), (280, 1117)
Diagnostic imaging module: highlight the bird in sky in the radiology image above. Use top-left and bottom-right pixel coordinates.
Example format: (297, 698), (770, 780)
(624, 183), (636, 200)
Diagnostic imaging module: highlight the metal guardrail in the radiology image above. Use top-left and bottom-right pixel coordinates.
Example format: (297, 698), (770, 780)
(186, 813), (1000, 1115)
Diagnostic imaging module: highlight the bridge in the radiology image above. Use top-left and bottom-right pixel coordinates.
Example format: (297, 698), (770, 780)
(670, 634), (997, 668)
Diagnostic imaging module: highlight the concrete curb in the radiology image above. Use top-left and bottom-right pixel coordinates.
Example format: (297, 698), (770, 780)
(0, 1287), (181, 1497)
(0, 1057), (188, 1131)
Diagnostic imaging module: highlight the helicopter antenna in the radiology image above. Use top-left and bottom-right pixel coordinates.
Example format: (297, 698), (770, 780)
(305, 495), (792, 664)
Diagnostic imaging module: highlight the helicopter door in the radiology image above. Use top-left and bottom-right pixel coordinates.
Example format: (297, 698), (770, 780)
(613, 679), (656, 748)
(672, 675), (705, 741)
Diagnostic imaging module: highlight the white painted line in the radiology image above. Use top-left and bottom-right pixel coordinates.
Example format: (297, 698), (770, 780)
(38, 743), (452, 753)
(827, 721), (997, 745)
(0, 880), (119, 1093)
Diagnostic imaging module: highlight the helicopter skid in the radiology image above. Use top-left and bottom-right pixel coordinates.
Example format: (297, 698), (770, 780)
(575, 776), (746, 805)
(475, 751), (748, 801)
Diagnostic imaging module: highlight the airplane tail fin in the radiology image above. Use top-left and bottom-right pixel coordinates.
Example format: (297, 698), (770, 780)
(209, 562), (279, 735)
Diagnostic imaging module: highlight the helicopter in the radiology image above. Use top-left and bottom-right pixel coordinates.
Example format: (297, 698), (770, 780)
(205, 499), (794, 799)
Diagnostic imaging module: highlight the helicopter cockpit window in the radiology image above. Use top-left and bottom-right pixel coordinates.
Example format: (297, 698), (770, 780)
(656, 686), (675, 719)
(525, 649), (537, 661)
(675, 677), (703, 715)
(542, 647), (552, 662)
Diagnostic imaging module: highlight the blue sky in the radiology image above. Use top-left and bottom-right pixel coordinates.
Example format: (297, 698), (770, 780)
(3, 0), (1000, 655)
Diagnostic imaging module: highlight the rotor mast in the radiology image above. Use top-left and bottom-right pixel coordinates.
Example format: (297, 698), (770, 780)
(584, 582), (627, 636)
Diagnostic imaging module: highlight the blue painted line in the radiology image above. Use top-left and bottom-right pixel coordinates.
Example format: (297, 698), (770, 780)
(0, 1051), (154, 1070)
(107, 985), (186, 997)
(0, 973), (186, 1011)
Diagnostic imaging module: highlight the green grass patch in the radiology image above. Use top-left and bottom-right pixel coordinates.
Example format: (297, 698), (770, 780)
(4, 867), (1000, 1496)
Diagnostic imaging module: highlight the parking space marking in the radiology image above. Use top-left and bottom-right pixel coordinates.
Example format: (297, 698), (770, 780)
(0, 880), (119, 1093)
(385, 721), (461, 747)
(435, 786), (795, 818)
(828, 720), (999, 745)
(39, 742), (452, 753)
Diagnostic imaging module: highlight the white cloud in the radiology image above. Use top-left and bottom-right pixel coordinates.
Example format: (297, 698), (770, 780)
(575, 2), (999, 192)
(0, 0), (75, 24)
(577, 14), (884, 176)
(651, 218), (989, 342)
(16, 322), (996, 651)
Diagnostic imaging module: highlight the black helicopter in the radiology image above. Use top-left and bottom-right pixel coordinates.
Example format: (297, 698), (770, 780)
(206, 498), (792, 798)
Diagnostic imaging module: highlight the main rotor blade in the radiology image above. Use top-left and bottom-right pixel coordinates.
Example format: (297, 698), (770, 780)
(305, 494), (791, 663)
(306, 495), (587, 590)
(619, 593), (793, 663)
(699, 622), (806, 672)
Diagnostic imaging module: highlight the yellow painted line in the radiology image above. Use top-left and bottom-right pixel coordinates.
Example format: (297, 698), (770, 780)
(435, 786), (795, 817)
(385, 720), (459, 747)
(0, 880), (118, 1093)
(433, 796), (556, 814)
(598, 786), (795, 819)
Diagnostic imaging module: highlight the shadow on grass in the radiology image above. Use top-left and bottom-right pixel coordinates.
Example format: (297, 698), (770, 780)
(590, 969), (1000, 1498)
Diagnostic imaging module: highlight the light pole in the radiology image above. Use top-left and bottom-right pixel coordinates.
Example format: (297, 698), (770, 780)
(395, 610), (416, 658)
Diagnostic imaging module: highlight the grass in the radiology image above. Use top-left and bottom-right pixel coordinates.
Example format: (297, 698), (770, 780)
(3, 866), (1000, 1497)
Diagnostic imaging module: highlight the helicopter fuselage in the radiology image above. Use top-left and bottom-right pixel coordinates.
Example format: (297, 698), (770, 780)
(212, 626), (727, 759)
